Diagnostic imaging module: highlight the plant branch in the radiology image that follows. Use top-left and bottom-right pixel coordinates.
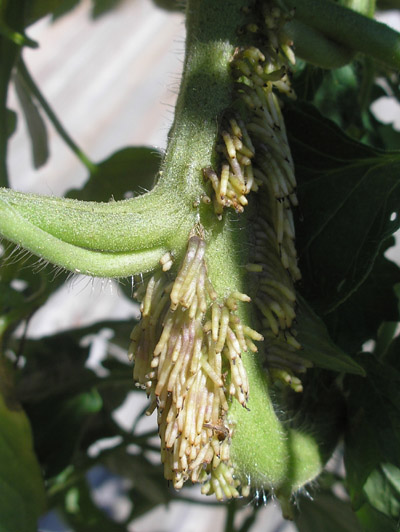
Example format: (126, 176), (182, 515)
(16, 58), (97, 174)
(224, 500), (237, 532)
(0, 22), (38, 48)
(285, 0), (400, 69)
(0, 186), (190, 277)
(284, 20), (355, 68)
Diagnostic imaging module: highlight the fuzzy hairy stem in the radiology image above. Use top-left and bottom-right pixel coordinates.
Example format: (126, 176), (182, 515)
(0, 187), (187, 277)
(0, 0), (332, 504)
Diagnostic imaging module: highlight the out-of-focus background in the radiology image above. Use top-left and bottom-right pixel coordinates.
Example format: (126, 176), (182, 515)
(6, 1), (400, 531)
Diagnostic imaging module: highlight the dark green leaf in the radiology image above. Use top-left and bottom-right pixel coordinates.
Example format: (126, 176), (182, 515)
(356, 501), (399, 532)
(91, 0), (124, 18)
(375, 123), (400, 151)
(285, 371), (346, 464)
(385, 330), (400, 369)
(27, 389), (103, 477)
(0, 282), (25, 314)
(378, 0), (400, 9)
(345, 355), (400, 509)
(13, 67), (49, 169)
(6, 108), (16, 138)
(296, 296), (365, 375)
(58, 475), (129, 532)
(292, 59), (394, 149)
(0, 362), (46, 532)
(17, 319), (134, 404)
(324, 244), (400, 353)
(295, 490), (362, 532)
(17, 319), (139, 477)
(152, 0), (186, 11)
(311, 65), (359, 129)
(285, 103), (400, 314)
(26, 0), (81, 25)
(67, 146), (162, 201)
(375, 321), (400, 361)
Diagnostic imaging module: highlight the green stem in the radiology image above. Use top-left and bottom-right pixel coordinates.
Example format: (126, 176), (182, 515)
(0, 0), (329, 505)
(224, 500), (237, 532)
(0, 23), (38, 48)
(176, 0), (327, 500)
(0, 191), (192, 277)
(157, 0), (247, 203)
(284, 19), (355, 68)
(16, 58), (97, 175)
(285, 0), (400, 69)
(0, 183), (194, 276)
(0, 187), (183, 253)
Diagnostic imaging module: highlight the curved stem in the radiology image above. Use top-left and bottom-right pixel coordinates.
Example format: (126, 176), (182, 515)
(286, 0), (400, 69)
(0, 0), (331, 502)
(0, 186), (190, 251)
(0, 184), (194, 276)
(0, 199), (169, 277)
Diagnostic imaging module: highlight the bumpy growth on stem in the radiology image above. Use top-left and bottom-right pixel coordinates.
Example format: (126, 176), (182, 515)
(5, 0), (389, 514)
(129, 233), (263, 498)
(126, 0), (326, 508)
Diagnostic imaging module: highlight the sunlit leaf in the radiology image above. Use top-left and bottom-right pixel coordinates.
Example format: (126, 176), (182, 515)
(364, 463), (400, 519)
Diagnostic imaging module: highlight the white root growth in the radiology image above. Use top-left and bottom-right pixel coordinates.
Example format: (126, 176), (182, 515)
(129, 235), (262, 498)
(203, 4), (310, 390)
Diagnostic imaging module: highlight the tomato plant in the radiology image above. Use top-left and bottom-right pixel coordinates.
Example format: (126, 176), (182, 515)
(1, 0), (400, 531)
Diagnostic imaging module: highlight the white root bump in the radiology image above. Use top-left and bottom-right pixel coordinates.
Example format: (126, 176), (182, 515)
(203, 4), (310, 390)
(128, 235), (262, 498)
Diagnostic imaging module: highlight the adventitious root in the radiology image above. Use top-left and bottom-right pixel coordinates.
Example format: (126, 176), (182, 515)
(128, 234), (263, 498)
(204, 4), (309, 391)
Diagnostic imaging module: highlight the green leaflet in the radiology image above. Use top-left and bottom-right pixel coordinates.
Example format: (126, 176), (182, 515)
(0, 361), (46, 532)
(67, 146), (162, 202)
(13, 66), (49, 169)
(345, 354), (400, 511)
(364, 463), (400, 520)
(295, 490), (362, 532)
(285, 103), (400, 315)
